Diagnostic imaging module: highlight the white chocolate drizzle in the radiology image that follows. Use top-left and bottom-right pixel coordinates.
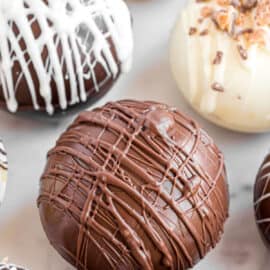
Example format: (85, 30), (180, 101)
(252, 154), (270, 244)
(0, 0), (133, 114)
(254, 157), (270, 225)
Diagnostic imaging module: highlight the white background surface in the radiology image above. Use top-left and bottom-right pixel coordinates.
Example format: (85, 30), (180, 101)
(0, 0), (269, 269)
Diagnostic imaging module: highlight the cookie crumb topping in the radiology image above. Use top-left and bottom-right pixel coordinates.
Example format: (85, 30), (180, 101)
(192, 0), (270, 59)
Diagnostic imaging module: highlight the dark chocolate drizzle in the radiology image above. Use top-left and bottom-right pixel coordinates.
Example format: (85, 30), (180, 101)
(38, 100), (229, 270)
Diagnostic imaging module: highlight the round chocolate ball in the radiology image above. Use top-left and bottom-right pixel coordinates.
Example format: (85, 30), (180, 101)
(254, 153), (270, 248)
(0, 263), (27, 270)
(38, 100), (229, 270)
(0, 0), (133, 115)
(0, 139), (8, 204)
(170, 0), (270, 132)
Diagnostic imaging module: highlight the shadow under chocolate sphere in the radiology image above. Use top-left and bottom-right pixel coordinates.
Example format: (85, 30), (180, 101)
(0, 205), (73, 270)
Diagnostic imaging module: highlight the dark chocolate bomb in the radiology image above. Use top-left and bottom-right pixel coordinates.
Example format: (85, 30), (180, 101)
(254, 153), (270, 248)
(0, 0), (133, 115)
(38, 100), (229, 270)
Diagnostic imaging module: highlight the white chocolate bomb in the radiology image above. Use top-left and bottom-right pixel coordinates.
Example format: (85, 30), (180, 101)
(0, 139), (7, 204)
(0, 0), (133, 115)
(170, 0), (270, 132)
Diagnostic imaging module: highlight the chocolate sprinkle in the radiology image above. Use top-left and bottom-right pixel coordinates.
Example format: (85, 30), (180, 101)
(213, 51), (223, 65)
(237, 45), (248, 60)
(189, 27), (197, 35)
(242, 0), (257, 10)
(198, 18), (204, 24)
(211, 82), (225, 92)
(200, 29), (209, 36)
(236, 28), (254, 38)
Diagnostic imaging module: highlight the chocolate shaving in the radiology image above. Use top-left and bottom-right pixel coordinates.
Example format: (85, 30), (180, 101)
(198, 18), (204, 24)
(237, 45), (248, 60)
(211, 10), (224, 30)
(211, 17), (219, 30)
(236, 28), (253, 37)
(230, 0), (241, 8)
(213, 51), (223, 65)
(189, 27), (197, 35)
(242, 0), (257, 10)
(211, 82), (225, 92)
(200, 29), (209, 36)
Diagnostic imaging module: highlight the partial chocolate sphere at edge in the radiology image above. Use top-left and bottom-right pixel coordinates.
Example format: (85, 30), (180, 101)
(0, 263), (27, 270)
(0, 138), (8, 205)
(38, 100), (229, 270)
(254, 153), (270, 248)
(0, 0), (133, 115)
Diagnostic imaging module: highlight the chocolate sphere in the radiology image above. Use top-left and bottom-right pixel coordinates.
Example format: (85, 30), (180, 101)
(0, 264), (27, 270)
(170, 0), (270, 132)
(0, 0), (133, 115)
(254, 153), (270, 248)
(38, 100), (229, 270)
(0, 139), (7, 204)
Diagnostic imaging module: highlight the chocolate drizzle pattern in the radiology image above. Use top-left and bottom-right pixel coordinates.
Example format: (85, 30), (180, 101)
(0, 0), (133, 114)
(38, 100), (229, 270)
(254, 153), (270, 247)
(0, 140), (7, 171)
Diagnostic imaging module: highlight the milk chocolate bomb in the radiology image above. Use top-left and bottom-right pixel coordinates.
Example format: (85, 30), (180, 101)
(254, 153), (270, 248)
(38, 100), (229, 270)
(0, 0), (133, 115)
